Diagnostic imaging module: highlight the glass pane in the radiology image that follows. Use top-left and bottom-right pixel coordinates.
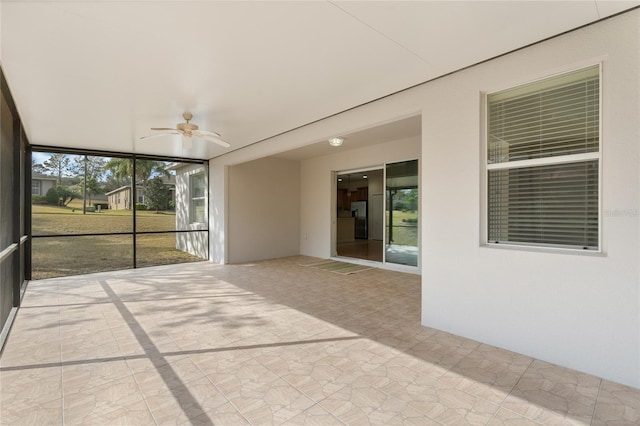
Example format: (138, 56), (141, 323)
(31, 235), (133, 280)
(386, 160), (418, 267)
(32, 153), (133, 235)
(488, 65), (599, 164)
(335, 170), (383, 262)
(488, 160), (598, 249)
(136, 232), (208, 268)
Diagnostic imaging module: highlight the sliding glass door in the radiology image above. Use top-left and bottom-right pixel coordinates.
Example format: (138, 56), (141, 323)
(385, 160), (418, 266)
(335, 159), (418, 268)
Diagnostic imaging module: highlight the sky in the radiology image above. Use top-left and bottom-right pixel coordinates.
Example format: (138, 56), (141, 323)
(32, 152), (50, 164)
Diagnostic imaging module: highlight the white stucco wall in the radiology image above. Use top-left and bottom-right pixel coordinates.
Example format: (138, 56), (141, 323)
(227, 157), (300, 263)
(420, 10), (640, 388)
(209, 10), (640, 388)
(175, 163), (208, 259)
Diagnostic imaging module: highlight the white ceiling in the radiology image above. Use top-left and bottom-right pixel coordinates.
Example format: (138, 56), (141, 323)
(2, 1), (638, 160)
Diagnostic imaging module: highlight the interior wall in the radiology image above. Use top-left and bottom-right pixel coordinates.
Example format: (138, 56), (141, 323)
(299, 136), (420, 261)
(227, 157), (300, 263)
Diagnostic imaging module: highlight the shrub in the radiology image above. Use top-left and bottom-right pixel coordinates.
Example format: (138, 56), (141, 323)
(31, 195), (47, 204)
(45, 187), (59, 205)
(135, 203), (147, 211)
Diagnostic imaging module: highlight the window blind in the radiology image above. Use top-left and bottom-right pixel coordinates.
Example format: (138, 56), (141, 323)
(488, 160), (598, 249)
(486, 65), (600, 250)
(488, 65), (599, 164)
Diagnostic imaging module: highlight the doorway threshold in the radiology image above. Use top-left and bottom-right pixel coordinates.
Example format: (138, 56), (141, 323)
(331, 256), (421, 276)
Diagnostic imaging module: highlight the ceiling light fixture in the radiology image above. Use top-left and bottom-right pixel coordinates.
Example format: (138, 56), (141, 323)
(363, 175), (368, 179)
(328, 137), (343, 147)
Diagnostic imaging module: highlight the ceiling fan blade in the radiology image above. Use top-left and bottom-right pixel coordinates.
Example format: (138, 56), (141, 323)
(199, 134), (231, 148)
(140, 131), (180, 140)
(193, 129), (222, 139)
(193, 130), (231, 148)
(182, 135), (193, 150)
(150, 127), (177, 131)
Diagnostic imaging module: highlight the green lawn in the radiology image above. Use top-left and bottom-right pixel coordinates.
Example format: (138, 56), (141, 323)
(386, 209), (418, 246)
(31, 203), (205, 279)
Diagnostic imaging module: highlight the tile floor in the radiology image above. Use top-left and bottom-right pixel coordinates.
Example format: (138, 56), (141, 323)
(1, 256), (639, 425)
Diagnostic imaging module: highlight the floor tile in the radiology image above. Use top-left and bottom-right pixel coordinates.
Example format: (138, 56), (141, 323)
(592, 380), (640, 425)
(502, 359), (601, 425)
(2, 257), (639, 425)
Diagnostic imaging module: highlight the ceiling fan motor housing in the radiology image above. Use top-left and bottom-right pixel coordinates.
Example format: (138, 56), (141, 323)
(177, 122), (199, 134)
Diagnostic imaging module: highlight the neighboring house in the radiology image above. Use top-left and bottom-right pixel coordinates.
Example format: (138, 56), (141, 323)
(168, 163), (207, 259)
(105, 175), (176, 210)
(31, 173), (57, 196)
(105, 186), (133, 210)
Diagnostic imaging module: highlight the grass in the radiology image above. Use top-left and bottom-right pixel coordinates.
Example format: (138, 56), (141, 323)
(31, 202), (205, 279)
(33, 202), (177, 235)
(387, 210), (418, 246)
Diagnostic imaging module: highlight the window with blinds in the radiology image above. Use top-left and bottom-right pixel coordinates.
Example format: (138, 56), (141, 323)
(486, 65), (600, 250)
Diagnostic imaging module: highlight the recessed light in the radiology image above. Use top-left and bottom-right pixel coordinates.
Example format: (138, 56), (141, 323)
(328, 137), (343, 147)
(337, 178), (343, 182)
(363, 175), (368, 179)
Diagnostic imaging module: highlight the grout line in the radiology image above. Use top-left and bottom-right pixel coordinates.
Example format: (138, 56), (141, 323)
(57, 282), (65, 426)
(589, 378), (604, 426)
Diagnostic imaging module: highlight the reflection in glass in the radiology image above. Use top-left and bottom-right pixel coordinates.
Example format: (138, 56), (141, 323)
(386, 160), (418, 267)
(136, 232), (208, 268)
(335, 169), (384, 262)
(32, 235), (133, 279)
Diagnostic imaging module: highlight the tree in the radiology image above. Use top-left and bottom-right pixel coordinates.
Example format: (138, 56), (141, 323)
(42, 153), (71, 184)
(105, 159), (167, 186)
(104, 158), (132, 188)
(78, 176), (101, 205)
(74, 156), (106, 211)
(73, 156), (106, 181)
(143, 177), (169, 212)
(105, 158), (168, 209)
(32, 159), (47, 175)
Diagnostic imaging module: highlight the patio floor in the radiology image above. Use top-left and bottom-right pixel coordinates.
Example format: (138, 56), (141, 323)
(1, 256), (638, 425)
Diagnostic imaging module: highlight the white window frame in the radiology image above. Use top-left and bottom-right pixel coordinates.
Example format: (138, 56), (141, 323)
(189, 172), (206, 224)
(482, 63), (603, 252)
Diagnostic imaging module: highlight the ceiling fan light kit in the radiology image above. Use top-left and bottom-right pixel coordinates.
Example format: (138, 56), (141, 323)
(141, 112), (230, 149)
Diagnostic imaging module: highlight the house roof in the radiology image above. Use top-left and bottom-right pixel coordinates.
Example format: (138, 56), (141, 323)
(32, 173), (57, 181)
(3, 2), (638, 160)
(105, 186), (132, 196)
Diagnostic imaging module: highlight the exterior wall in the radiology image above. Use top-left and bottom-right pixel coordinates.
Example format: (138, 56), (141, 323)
(175, 164), (208, 258)
(32, 178), (55, 196)
(107, 188), (130, 210)
(419, 10), (640, 388)
(227, 157), (300, 263)
(210, 10), (640, 387)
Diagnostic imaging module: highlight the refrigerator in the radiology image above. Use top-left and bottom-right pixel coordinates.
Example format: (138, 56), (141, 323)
(350, 201), (368, 239)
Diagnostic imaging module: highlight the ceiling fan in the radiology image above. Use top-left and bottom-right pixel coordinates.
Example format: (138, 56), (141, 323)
(141, 112), (230, 149)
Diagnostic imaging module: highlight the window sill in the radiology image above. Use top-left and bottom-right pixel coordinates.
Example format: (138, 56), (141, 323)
(480, 242), (606, 257)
